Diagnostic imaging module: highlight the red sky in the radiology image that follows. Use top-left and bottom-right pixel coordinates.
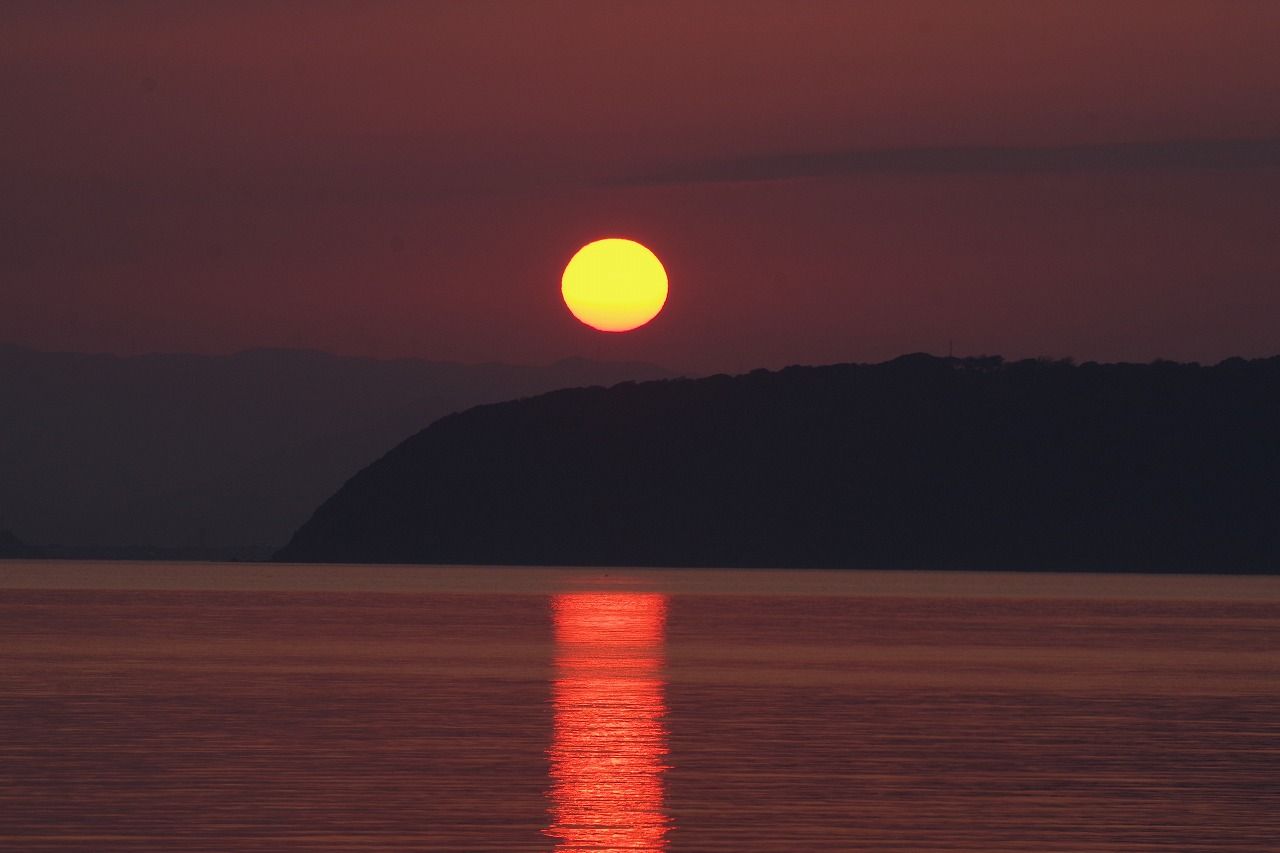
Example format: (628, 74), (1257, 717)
(3, 1), (1278, 373)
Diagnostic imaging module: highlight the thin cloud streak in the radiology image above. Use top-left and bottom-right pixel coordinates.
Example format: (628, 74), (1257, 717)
(615, 138), (1280, 187)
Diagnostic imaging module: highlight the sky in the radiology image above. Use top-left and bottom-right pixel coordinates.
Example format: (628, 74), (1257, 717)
(3, 1), (1278, 374)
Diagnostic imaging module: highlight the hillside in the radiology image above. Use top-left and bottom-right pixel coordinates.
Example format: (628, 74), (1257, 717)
(0, 345), (670, 557)
(277, 354), (1280, 572)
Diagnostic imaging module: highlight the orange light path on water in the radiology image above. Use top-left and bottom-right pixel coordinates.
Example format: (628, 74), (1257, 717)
(545, 592), (671, 851)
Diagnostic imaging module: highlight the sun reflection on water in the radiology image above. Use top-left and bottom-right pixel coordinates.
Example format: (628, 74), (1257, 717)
(545, 592), (671, 851)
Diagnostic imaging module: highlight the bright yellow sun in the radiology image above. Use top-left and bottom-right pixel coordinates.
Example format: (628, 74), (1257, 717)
(561, 238), (668, 332)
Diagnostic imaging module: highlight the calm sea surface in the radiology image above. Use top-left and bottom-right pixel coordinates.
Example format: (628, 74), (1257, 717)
(2, 561), (1278, 852)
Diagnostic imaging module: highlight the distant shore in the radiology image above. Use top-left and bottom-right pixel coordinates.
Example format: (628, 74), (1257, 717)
(6, 560), (1280, 599)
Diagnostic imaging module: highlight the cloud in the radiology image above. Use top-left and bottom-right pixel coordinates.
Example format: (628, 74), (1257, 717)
(614, 138), (1280, 187)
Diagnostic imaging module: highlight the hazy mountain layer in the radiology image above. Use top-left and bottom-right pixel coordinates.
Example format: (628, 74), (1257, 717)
(0, 345), (671, 557)
(278, 354), (1280, 573)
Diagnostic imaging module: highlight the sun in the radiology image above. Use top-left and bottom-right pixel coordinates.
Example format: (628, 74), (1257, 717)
(561, 238), (668, 332)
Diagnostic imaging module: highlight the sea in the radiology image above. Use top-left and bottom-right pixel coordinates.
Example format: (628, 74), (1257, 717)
(2, 561), (1277, 852)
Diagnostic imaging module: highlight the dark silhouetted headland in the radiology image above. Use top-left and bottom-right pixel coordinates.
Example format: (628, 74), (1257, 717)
(0, 528), (35, 558)
(277, 355), (1280, 573)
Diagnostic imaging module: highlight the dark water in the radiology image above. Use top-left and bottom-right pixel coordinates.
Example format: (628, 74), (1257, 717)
(1, 563), (1278, 851)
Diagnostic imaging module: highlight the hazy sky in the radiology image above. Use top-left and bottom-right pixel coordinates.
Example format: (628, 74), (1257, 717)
(3, 1), (1278, 373)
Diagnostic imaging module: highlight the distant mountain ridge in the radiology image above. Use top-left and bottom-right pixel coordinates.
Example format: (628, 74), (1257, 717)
(277, 354), (1280, 573)
(0, 344), (672, 557)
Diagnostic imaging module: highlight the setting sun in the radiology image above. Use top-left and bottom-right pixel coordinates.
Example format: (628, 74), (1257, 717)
(561, 238), (668, 332)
